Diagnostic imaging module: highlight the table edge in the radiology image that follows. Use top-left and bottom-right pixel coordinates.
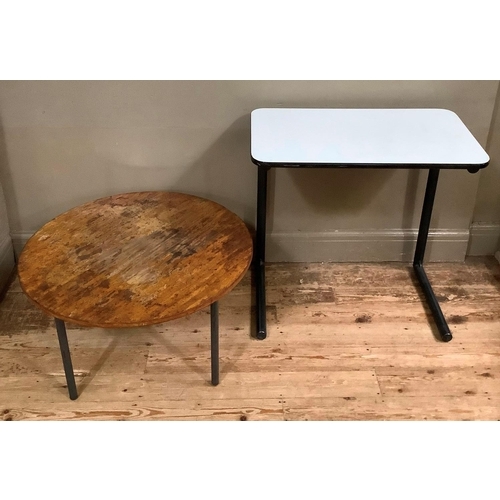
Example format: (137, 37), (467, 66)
(250, 156), (490, 171)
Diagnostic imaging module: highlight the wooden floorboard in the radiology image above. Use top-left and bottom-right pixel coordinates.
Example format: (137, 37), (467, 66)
(1, 257), (500, 420)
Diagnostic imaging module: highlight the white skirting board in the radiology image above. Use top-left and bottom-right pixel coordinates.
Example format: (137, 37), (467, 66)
(9, 229), (474, 263)
(0, 234), (15, 293)
(11, 232), (33, 260)
(266, 229), (469, 262)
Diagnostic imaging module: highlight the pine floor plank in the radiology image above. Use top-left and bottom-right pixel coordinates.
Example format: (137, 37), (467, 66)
(0, 370), (380, 404)
(376, 367), (500, 397)
(283, 396), (500, 421)
(0, 345), (149, 377)
(1, 399), (284, 421)
(145, 344), (500, 373)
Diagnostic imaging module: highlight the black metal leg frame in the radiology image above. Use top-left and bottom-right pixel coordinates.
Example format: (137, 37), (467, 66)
(254, 166), (453, 342)
(55, 318), (78, 400)
(413, 169), (453, 342)
(210, 301), (220, 386)
(54, 301), (220, 400)
(255, 165), (269, 340)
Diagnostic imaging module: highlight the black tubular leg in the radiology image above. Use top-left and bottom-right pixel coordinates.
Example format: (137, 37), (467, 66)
(54, 318), (78, 400)
(255, 165), (269, 340)
(210, 302), (219, 386)
(413, 169), (452, 342)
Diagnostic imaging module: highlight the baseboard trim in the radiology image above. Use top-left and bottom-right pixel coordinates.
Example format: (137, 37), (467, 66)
(0, 234), (15, 293)
(267, 229), (469, 262)
(11, 231), (33, 260)
(10, 231), (35, 261)
(467, 223), (500, 256)
(12, 228), (470, 264)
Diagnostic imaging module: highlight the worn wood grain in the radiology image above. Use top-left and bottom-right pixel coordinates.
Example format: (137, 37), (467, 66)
(0, 399), (284, 421)
(0, 346), (149, 377)
(145, 344), (500, 373)
(283, 396), (500, 421)
(17, 191), (253, 327)
(0, 371), (379, 404)
(376, 367), (500, 397)
(2, 257), (500, 420)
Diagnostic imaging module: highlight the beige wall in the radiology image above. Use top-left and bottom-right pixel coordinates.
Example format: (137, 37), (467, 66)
(468, 83), (500, 255)
(0, 179), (15, 290)
(0, 81), (497, 262)
(474, 84), (500, 223)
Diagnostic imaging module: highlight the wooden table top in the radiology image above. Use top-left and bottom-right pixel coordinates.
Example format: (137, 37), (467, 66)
(18, 192), (253, 328)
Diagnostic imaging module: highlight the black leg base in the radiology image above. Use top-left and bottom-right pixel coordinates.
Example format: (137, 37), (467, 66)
(413, 263), (453, 342)
(255, 260), (267, 340)
(255, 165), (269, 340)
(210, 302), (219, 386)
(256, 330), (267, 341)
(54, 318), (78, 400)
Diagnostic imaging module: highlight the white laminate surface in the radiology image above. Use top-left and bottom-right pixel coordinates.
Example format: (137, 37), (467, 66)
(250, 108), (490, 166)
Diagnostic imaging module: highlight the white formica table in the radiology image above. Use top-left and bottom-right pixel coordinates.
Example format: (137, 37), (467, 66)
(250, 108), (490, 341)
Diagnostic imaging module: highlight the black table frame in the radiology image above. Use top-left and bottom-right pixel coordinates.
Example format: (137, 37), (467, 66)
(54, 302), (220, 400)
(252, 162), (486, 342)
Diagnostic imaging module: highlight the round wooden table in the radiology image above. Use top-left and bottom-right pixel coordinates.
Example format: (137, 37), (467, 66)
(18, 191), (253, 399)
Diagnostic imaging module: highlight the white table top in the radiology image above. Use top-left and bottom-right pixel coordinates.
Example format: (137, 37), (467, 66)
(250, 108), (489, 168)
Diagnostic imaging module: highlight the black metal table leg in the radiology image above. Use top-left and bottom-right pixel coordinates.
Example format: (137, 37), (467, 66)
(413, 168), (453, 342)
(210, 302), (219, 385)
(54, 318), (79, 399)
(255, 165), (269, 340)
